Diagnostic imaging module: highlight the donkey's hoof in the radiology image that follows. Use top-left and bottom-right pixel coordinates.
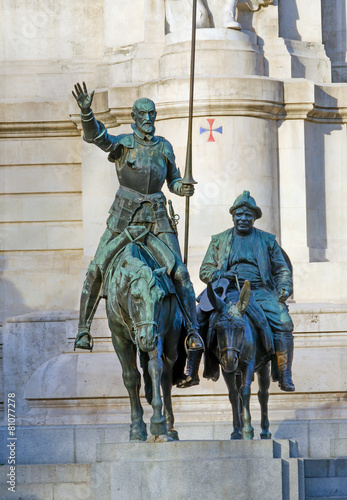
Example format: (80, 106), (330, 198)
(150, 418), (166, 437)
(129, 421), (147, 442)
(230, 430), (242, 440)
(166, 429), (179, 441)
(260, 430), (272, 440)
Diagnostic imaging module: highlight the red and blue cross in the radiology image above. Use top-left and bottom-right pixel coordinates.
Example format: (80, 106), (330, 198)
(200, 118), (223, 142)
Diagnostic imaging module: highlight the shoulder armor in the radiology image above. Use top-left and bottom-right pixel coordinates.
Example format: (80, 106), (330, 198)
(117, 134), (135, 149)
(158, 137), (176, 164)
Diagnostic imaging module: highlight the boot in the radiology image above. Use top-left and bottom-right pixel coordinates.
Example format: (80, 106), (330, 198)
(223, 0), (241, 30)
(177, 350), (203, 388)
(74, 261), (102, 351)
(274, 335), (295, 392)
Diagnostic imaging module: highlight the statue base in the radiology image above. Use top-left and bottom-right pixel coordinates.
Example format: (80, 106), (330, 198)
(161, 28), (263, 79)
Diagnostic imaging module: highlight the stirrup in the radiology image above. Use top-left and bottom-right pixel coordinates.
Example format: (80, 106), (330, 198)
(184, 331), (205, 353)
(74, 330), (94, 352)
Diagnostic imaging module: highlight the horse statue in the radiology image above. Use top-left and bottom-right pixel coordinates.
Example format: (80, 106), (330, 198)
(105, 233), (183, 442)
(205, 280), (272, 440)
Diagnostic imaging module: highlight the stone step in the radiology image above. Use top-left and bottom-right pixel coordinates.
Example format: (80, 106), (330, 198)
(0, 464), (90, 500)
(304, 459), (347, 499)
(91, 441), (305, 500)
(305, 478), (347, 498)
(96, 438), (298, 463)
(304, 459), (347, 477)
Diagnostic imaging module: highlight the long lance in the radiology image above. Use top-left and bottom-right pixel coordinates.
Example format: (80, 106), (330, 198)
(182, 0), (198, 265)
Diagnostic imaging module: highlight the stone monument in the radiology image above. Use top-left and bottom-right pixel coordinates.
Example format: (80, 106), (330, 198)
(1, 1), (347, 498)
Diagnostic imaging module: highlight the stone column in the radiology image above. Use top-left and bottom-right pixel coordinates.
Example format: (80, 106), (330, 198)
(322, 0), (347, 82)
(278, 0), (323, 43)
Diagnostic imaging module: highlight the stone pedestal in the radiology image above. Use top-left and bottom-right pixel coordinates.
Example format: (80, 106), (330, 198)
(92, 440), (304, 500)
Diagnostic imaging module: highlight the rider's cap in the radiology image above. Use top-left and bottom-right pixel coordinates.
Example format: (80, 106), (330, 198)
(229, 190), (262, 220)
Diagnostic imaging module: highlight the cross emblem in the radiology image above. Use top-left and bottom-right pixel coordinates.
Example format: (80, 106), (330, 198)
(200, 119), (223, 142)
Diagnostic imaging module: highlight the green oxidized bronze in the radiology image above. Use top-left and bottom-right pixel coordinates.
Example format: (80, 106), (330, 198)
(180, 190), (295, 393)
(72, 82), (204, 353)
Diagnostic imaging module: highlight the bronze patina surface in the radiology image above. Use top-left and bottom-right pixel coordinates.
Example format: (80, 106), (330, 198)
(72, 82), (203, 353)
(180, 190), (295, 393)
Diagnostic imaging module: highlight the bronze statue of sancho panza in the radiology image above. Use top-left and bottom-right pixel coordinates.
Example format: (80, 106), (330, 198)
(72, 82), (204, 352)
(181, 191), (295, 392)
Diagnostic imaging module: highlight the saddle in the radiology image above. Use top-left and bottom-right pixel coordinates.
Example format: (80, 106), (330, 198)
(100, 226), (177, 298)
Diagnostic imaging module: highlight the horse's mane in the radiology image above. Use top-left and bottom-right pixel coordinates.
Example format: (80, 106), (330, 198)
(118, 243), (156, 288)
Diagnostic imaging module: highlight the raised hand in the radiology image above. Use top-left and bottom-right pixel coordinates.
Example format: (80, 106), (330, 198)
(72, 81), (95, 113)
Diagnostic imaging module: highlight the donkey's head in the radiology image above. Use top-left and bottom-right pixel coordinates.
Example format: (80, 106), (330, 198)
(207, 280), (251, 372)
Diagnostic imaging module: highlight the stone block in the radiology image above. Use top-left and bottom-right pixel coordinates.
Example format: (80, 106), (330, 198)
(96, 439), (295, 463)
(0, 484), (53, 500)
(304, 458), (347, 478)
(331, 439), (347, 458)
(0, 164), (81, 195)
(305, 477), (347, 497)
(0, 428), (75, 465)
(0, 193), (82, 222)
(53, 483), (91, 500)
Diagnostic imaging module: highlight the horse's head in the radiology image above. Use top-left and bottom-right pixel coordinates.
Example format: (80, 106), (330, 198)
(121, 264), (166, 352)
(207, 280), (251, 372)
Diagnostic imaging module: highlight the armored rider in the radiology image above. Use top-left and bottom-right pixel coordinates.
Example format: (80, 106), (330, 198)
(72, 82), (204, 352)
(180, 191), (295, 392)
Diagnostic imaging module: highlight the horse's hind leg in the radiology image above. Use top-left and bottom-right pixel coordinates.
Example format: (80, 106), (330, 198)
(113, 335), (147, 442)
(257, 363), (271, 439)
(161, 358), (179, 441)
(148, 349), (166, 436)
(222, 371), (242, 440)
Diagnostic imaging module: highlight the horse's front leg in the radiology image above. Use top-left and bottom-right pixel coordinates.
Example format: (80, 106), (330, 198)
(112, 332), (147, 442)
(148, 341), (166, 436)
(257, 362), (272, 439)
(222, 370), (242, 440)
(241, 362), (255, 440)
(161, 331), (180, 441)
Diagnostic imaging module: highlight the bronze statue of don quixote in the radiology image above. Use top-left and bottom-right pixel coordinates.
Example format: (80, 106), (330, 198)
(72, 0), (295, 442)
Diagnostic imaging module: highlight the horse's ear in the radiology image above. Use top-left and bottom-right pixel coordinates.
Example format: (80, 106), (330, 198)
(207, 282), (226, 312)
(236, 280), (251, 315)
(153, 267), (167, 278)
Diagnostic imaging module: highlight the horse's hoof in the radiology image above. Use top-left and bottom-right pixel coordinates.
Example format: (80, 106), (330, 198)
(242, 431), (254, 440)
(230, 431), (242, 440)
(129, 421), (147, 442)
(148, 434), (172, 443)
(150, 418), (166, 437)
(242, 429), (254, 440)
(260, 430), (272, 440)
(166, 429), (179, 441)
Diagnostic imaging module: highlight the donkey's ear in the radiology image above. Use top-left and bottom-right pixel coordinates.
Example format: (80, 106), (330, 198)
(153, 267), (167, 278)
(236, 280), (251, 315)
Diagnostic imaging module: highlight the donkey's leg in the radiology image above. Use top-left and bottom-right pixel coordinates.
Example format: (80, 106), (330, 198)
(112, 334), (147, 442)
(257, 363), (272, 439)
(222, 370), (242, 440)
(240, 363), (255, 440)
(148, 345), (166, 436)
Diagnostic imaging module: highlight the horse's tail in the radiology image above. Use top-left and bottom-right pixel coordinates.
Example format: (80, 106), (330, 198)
(139, 351), (152, 404)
